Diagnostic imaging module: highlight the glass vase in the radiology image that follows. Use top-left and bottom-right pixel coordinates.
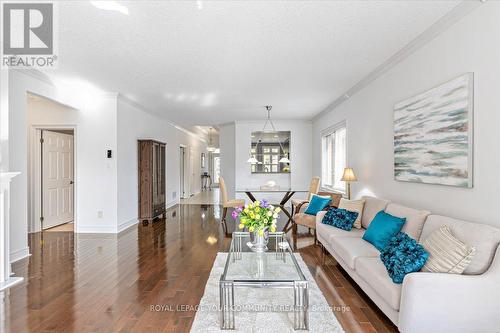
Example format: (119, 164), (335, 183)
(250, 227), (269, 252)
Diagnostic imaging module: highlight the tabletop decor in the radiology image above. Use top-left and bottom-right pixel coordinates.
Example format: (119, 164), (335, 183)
(232, 199), (280, 252)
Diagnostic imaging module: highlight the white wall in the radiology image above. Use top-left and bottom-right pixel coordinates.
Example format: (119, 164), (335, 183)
(116, 96), (208, 231)
(312, 2), (500, 228)
(219, 123), (235, 199)
(9, 69), (118, 261)
(8, 70), (208, 261)
(220, 120), (312, 204)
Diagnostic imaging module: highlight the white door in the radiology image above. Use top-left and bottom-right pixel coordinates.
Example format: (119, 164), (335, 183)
(189, 147), (194, 196)
(180, 147), (186, 198)
(42, 130), (74, 229)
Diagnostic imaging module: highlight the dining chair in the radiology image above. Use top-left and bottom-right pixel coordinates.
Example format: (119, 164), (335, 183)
(219, 177), (245, 234)
(292, 191), (342, 247)
(283, 176), (320, 232)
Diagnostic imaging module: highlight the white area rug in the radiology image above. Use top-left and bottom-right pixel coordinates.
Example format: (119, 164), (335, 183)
(190, 253), (345, 332)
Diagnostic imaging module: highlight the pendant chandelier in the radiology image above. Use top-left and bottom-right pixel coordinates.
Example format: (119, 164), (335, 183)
(247, 105), (290, 164)
(207, 127), (216, 152)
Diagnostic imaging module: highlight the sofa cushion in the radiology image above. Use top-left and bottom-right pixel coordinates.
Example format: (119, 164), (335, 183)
(294, 213), (316, 229)
(330, 237), (379, 269)
(356, 257), (402, 310)
(385, 203), (430, 240)
(338, 198), (365, 229)
(420, 215), (500, 274)
(361, 196), (390, 229)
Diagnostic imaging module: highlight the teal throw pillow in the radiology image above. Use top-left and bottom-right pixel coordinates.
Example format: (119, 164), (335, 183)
(362, 210), (406, 251)
(322, 208), (359, 231)
(304, 195), (331, 216)
(380, 232), (429, 284)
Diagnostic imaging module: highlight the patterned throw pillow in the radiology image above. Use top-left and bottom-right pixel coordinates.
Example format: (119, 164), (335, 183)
(380, 232), (429, 284)
(321, 208), (359, 231)
(421, 225), (476, 274)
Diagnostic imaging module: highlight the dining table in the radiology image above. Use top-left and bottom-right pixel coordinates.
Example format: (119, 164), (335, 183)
(235, 188), (308, 232)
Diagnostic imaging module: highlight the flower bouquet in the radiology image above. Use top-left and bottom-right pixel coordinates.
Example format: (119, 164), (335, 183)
(232, 199), (281, 252)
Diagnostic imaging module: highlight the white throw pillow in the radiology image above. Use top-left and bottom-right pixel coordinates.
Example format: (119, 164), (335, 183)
(421, 225), (476, 274)
(338, 198), (365, 229)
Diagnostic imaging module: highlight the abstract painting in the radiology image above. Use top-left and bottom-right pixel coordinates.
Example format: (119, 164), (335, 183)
(394, 73), (473, 187)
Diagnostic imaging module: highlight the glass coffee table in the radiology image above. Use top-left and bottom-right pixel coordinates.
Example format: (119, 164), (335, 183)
(220, 232), (309, 330)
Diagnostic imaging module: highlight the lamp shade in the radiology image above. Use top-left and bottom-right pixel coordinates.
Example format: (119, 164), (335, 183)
(341, 167), (357, 182)
(279, 156), (290, 164)
(247, 156), (258, 164)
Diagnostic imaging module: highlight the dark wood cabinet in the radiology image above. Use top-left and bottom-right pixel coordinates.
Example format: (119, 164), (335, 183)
(138, 140), (166, 223)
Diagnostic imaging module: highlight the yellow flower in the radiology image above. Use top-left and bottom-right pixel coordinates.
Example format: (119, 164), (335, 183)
(254, 200), (260, 207)
(239, 223), (244, 229)
(267, 211), (273, 217)
(255, 214), (261, 220)
(270, 226), (276, 232)
(249, 226), (255, 232)
(258, 229), (264, 236)
(275, 207), (281, 213)
(244, 208), (249, 214)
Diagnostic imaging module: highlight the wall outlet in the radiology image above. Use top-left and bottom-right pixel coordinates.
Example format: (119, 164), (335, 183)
(97, 211), (103, 218)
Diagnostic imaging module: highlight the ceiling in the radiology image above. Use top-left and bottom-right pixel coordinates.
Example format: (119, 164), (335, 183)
(48, 0), (460, 128)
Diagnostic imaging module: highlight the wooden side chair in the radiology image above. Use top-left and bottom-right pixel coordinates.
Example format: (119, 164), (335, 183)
(292, 191), (342, 247)
(283, 176), (320, 233)
(219, 177), (245, 234)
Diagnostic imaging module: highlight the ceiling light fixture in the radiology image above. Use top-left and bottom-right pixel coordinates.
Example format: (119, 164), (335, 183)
(90, 1), (129, 15)
(207, 127), (216, 152)
(247, 106), (290, 164)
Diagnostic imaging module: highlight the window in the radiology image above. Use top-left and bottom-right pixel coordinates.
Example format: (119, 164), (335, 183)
(213, 156), (220, 183)
(321, 123), (347, 192)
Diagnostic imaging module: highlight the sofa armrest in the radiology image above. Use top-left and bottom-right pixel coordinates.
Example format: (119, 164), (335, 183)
(316, 210), (327, 225)
(398, 245), (500, 333)
(295, 201), (310, 213)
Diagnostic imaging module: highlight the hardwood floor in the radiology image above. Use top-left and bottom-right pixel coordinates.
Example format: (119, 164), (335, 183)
(5, 204), (397, 333)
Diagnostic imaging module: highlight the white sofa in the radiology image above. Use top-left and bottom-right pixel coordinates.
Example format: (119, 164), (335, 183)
(316, 196), (500, 333)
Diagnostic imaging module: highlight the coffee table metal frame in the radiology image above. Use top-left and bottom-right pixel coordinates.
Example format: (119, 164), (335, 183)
(219, 232), (309, 330)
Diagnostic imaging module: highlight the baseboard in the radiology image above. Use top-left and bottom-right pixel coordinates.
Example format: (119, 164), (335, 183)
(0, 276), (23, 291)
(10, 247), (31, 263)
(76, 225), (117, 233)
(117, 218), (138, 233)
(166, 199), (180, 209)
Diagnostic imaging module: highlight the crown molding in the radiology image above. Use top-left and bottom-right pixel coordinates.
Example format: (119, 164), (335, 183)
(12, 68), (54, 86)
(312, 0), (483, 121)
(117, 94), (207, 143)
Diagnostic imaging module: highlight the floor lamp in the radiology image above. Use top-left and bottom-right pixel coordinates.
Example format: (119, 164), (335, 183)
(341, 167), (357, 200)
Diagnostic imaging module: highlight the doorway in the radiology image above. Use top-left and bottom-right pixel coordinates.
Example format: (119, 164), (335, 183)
(30, 128), (75, 232)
